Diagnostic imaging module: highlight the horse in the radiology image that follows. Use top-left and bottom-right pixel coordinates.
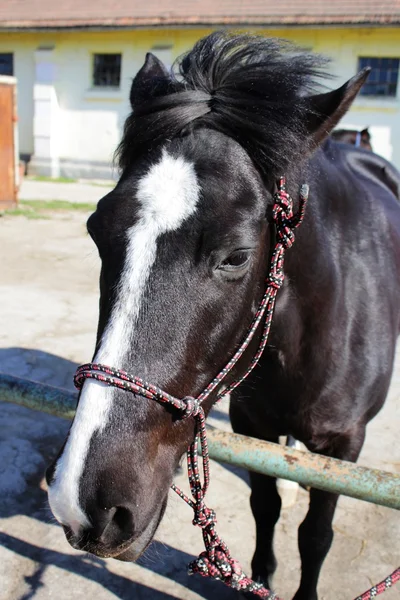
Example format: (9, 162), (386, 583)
(46, 33), (400, 600)
(331, 127), (373, 150)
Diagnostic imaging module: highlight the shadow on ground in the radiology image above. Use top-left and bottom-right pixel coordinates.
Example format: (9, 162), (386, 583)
(0, 532), (239, 600)
(0, 347), (244, 599)
(0, 347), (78, 390)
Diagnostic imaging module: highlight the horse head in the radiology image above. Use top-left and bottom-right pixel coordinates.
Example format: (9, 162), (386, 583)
(46, 32), (368, 562)
(331, 126), (373, 150)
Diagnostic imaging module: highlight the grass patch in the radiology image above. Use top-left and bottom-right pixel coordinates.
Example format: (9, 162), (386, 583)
(20, 200), (96, 211)
(2, 207), (50, 219)
(29, 175), (77, 183)
(1, 199), (96, 219)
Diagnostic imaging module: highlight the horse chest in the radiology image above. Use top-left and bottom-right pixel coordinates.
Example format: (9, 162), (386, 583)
(232, 344), (355, 448)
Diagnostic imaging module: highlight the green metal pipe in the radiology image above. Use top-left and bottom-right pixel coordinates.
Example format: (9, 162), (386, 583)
(207, 429), (400, 510)
(0, 373), (77, 420)
(1, 374), (399, 510)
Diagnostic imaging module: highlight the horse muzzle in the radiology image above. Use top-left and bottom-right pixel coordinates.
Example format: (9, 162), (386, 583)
(63, 497), (167, 562)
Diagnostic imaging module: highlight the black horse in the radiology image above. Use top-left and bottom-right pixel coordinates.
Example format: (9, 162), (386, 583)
(331, 126), (372, 150)
(46, 33), (400, 600)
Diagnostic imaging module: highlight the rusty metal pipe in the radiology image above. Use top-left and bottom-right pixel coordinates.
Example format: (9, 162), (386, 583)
(206, 428), (400, 510)
(1, 373), (399, 510)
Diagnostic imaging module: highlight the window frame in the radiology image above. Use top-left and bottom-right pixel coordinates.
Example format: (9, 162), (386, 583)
(92, 53), (122, 89)
(0, 53), (14, 77)
(358, 56), (399, 98)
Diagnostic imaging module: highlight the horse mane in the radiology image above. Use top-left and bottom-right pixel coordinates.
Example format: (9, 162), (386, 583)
(116, 32), (328, 180)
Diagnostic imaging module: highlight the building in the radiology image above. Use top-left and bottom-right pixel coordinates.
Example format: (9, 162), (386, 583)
(1, 1), (400, 179)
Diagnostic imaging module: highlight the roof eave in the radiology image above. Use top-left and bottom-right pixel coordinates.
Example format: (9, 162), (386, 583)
(1, 15), (400, 31)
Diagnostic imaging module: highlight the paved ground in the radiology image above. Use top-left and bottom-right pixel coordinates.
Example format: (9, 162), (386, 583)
(0, 197), (399, 600)
(19, 178), (115, 204)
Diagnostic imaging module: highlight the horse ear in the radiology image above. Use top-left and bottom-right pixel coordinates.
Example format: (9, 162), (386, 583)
(130, 52), (172, 108)
(305, 68), (371, 147)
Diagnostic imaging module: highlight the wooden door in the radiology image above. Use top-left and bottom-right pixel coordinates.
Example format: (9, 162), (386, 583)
(0, 79), (17, 209)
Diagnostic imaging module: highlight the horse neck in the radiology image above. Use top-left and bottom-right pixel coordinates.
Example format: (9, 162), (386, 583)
(268, 160), (330, 359)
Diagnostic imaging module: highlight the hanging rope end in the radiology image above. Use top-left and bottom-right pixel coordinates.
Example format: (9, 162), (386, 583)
(188, 547), (280, 598)
(299, 183), (309, 201)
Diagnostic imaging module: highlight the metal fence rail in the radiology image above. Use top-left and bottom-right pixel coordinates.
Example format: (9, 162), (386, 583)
(1, 373), (399, 510)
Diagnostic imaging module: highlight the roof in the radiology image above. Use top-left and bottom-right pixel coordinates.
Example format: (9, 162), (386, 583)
(1, 0), (400, 29)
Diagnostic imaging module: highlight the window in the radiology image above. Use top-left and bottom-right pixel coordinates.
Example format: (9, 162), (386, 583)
(358, 57), (399, 97)
(0, 53), (13, 76)
(93, 53), (121, 87)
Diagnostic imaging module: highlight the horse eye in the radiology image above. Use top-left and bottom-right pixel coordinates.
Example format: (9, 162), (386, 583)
(219, 250), (251, 271)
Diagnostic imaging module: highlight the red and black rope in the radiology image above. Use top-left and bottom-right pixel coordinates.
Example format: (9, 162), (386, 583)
(355, 568), (400, 600)
(74, 178), (398, 600)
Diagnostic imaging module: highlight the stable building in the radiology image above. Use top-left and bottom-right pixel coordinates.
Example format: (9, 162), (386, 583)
(1, 1), (400, 179)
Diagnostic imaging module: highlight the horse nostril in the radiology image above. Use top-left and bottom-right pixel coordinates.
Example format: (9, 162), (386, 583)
(97, 505), (135, 544)
(112, 506), (134, 533)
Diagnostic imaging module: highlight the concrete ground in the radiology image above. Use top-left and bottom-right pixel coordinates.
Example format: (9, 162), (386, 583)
(0, 194), (399, 600)
(19, 178), (115, 204)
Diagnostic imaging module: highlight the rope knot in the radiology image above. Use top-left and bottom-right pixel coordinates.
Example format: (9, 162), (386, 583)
(192, 505), (216, 528)
(188, 548), (277, 596)
(181, 396), (201, 419)
(272, 193), (296, 250)
(188, 547), (238, 582)
(267, 273), (284, 290)
(272, 178), (308, 251)
(267, 246), (285, 290)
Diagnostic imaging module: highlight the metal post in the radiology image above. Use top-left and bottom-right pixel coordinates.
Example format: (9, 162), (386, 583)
(1, 373), (399, 510)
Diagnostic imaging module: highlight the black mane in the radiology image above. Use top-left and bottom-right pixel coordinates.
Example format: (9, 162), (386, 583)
(116, 32), (328, 179)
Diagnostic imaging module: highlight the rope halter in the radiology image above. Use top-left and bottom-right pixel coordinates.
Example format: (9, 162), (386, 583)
(74, 177), (308, 600)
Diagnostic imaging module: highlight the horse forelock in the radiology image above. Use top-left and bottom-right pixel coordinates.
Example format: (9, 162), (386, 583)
(116, 32), (329, 181)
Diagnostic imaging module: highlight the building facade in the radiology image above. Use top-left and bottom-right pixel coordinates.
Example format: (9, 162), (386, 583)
(1, 4), (400, 178)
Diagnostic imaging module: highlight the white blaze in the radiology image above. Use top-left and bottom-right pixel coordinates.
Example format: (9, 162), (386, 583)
(48, 151), (200, 532)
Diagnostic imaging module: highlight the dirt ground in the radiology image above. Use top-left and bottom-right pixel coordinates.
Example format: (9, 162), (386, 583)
(0, 202), (399, 600)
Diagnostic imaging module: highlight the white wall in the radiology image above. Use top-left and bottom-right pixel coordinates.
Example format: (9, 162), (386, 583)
(52, 32), (176, 178)
(2, 27), (400, 178)
(321, 29), (400, 163)
(0, 37), (35, 156)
